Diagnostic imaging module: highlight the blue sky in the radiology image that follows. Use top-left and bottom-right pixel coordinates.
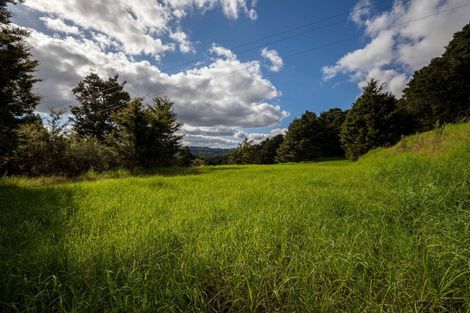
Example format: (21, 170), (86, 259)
(12, 0), (470, 147)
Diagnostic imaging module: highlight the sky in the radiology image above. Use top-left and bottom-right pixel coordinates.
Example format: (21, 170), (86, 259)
(11, 0), (470, 148)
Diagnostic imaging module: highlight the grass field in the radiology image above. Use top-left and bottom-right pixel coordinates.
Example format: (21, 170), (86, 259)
(1, 123), (469, 312)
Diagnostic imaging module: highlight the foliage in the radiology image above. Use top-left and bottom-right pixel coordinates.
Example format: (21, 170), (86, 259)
(340, 79), (400, 160)
(111, 97), (183, 168)
(400, 22), (470, 132)
(228, 135), (284, 165)
(2, 18), (470, 178)
(178, 146), (195, 167)
(1, 123), (469, 312)
(318, 108), (347, 157)
(65, 136), (121, 176)
(228, 138), (259, 164)
(143, 97), (183, 166)
(277, 111), (327, 162)
(10, 111), (67, 176)
(257, 134), (284, 164)
(191, 157), (205, 167)
(70, 73), (130, 141)
(110, 98), (147, 168)
(204, 154), (230, 165)
(0, 0), (40, 171)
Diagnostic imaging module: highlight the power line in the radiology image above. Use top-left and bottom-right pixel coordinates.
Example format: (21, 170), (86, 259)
(161, 0), (394, 72)
(283, 3), (470, 58)
(230, 0), (392, 50)
(95, 2), (470, 113)
(98, 0), (394, 95)
(163, 19), (348, 72)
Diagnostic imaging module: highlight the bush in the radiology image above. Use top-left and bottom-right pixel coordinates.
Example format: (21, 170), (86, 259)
(11, 120), (67, 176)
(65, 136), (121, 176)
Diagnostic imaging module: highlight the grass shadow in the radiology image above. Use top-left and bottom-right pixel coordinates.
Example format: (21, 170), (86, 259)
(0, 183), (80, 311)
(0, 166), (247, 187)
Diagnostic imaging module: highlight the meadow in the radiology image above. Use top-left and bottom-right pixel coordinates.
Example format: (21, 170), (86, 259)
(1, 124), (469, 312)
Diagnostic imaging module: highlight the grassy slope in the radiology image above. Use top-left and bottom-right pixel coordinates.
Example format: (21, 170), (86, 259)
(1, 123), (469, 312)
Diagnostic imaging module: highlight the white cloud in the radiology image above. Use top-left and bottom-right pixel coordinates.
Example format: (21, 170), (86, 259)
(323, 0), (470, 97)
(39, 17), (81, 35)
(23, 0), (257, 58)
(24, 0), (256, 59)
(170, 29), (194, 53)
(323, 30), (394, 78)
(350, 0), (372, 25)
(260, 48), (284, 72)
(210, 44), (237, 60)
(14, 0), (283, 147)
(24, 0), (173, 57)
(220, 0), (258, 20)
(180, 126), (286, 148)
(182, 134), (240, 149)
(234, 128), (287, 143)
(183, 126), (240, 137)
(25, 30), (288, 143)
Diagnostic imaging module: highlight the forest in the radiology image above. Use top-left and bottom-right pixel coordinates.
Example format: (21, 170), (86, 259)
(1, 0), (469, 176)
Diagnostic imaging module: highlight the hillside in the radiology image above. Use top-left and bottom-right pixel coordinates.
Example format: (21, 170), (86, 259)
(188, 146), (233, 158)
(1, 123), (469, 312)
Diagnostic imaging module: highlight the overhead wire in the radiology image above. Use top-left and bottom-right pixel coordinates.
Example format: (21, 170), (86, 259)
(94, 2), (470, 113)
(97, 0), (394, 95)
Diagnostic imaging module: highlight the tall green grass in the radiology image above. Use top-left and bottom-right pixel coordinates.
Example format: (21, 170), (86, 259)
(1, 123), (469, 312)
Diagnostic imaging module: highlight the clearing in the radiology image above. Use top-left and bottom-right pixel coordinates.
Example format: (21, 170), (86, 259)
(1, 124), (469, 312)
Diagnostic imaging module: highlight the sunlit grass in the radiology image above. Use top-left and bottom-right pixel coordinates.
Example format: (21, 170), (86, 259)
(1, 123), (469, 312)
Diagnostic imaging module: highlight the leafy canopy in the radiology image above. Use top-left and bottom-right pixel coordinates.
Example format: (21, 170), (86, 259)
(400, 22), (470, 131)
(0, 0), (40, 170)
(70, 73), (130, 140)
(340, 79), (399, 160)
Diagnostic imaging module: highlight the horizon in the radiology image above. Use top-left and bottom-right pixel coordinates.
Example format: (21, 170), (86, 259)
(11, 0), (470, 148)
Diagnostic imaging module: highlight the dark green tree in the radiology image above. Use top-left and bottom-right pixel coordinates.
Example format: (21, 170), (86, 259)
(277, 111), (326, 162)
(0, 0), (40, 171)
(400, 22), (470, 131)
(65, 135), (120, 176)
(12, 109), (68, 176)
(112, 97), (183, 168)
(318, 108), (347, 157)
(258, 134), (284, 164)
(178, 146), (195, 167)
(111, 98), (147, 168)
(144, 97), (183, 167)
(71, 73), (130, 141)
(228, 138), (259, 164)
(340, 79), (400, 160)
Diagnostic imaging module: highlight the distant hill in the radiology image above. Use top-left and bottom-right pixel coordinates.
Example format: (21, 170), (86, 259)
(188, 146), (233, 158)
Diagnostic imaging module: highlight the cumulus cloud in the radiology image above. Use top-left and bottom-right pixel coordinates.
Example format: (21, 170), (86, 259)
(170, 29), (194, 53)
(24, 0), (173, 57)
(23, 0), (257, 58)
(350, 0), (372, 25)
(260, 48), (284, 72)
(323, 0), (470, 97)
(39, 17), (81, 35)
(180, 126), (286, 148)
(182, 126), (237, 137)
(182, 134), (240, 149)
(15, 0), (285, 147)
(234, 128), (287, 142)
(220, 0), (257, 20)
(210, 44), (237, 60)
(25, 31), (288, 145)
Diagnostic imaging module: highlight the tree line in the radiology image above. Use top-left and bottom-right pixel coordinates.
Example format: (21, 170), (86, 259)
(1, 0), (469, 175)
(1, 1), (184, 176)
(227, 22), (470, 164)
